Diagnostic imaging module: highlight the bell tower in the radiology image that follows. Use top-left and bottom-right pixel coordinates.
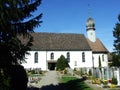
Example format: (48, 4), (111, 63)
(86, 3), (96, 42)
(86, 17), (96, 42)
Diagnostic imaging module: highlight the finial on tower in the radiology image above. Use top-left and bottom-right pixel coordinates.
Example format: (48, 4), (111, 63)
(86, 3), (95, 31)
(88, 4), (91, 18)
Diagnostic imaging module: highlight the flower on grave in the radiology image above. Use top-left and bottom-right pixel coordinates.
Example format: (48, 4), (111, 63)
(109, 84), (116, 88)
(101, 79), (108, 85)
(108, 79), (112, 83)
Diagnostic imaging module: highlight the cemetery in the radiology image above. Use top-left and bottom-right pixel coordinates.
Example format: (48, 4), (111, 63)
(76, 67), (120, 89)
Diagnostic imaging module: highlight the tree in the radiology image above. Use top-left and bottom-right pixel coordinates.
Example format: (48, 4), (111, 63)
(113, 15), (120, 55)
(56, 55), (69, 71)
(112, 14), (120, 67)
(0, 0), (42, 66)
(112, 14), (120, 85)
(0, 0), (42, 89)
(112, 14), (120, 65)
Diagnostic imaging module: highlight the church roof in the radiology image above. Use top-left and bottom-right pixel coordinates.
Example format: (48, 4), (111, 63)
(87, 38), (108, 53)
(28, 32), (91, 51)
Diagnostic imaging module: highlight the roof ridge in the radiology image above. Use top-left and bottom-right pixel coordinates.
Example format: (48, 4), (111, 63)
(31, 32), (84, 35)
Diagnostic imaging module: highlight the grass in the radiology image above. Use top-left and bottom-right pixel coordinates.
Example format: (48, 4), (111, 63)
(61, 76), (94, 90)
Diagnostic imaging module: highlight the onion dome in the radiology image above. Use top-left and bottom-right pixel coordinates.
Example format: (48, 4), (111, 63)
(86, 17), (95, 30)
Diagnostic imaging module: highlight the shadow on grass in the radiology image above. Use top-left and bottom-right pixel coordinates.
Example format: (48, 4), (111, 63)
(27, 77), (92, 90)
(27, 84), (64, 90)
(62, 77), (92, 90)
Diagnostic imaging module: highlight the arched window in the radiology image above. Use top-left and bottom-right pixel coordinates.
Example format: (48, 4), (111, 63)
(51, 53), (54, 60)
(34, 52), (38, 63)
(102, 54), (104, 61)
(67, 52), (70, 62)
(82, 52), (85, 62)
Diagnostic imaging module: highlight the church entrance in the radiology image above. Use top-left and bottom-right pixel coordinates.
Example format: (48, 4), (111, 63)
(48, 61), (57, 70)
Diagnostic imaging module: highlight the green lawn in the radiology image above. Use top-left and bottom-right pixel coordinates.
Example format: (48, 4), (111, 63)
(61, 76), (94, 90)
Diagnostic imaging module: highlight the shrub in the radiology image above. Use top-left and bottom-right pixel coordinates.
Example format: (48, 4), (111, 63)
(63, 68), (68, 74)
(0, 72), (11, 90)
(112, 77), (118, 85)
(101, 80), (108, 85)
(88, 69), (92, 76)
(7, 65), (28, 90)
(56, 55), (69, 71)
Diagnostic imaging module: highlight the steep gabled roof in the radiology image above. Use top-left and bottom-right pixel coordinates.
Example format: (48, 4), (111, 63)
(87, 38), (108, 53)
(26, 32), (91, 51)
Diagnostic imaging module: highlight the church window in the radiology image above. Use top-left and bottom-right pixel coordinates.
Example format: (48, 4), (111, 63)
(34, 52), (38, 63)
(67, 52), (70, 62)
(102, 55), (104, 61)
(51, 53), (54, 60)
(74, 61), (77, 66)
(82, 52), (85, 62)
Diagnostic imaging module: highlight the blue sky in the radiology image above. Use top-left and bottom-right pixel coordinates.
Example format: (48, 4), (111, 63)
(34, 0), (120, 52)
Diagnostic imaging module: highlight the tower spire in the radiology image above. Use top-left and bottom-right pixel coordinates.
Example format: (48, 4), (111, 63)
(88, 4), (91, 18)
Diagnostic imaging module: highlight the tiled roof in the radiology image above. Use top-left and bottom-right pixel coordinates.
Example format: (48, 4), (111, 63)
(87, 38), (108, 53)
(26, 32), (91, 51)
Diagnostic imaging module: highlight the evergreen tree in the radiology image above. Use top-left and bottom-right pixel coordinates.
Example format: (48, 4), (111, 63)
(56, 55), (69, 71)
(0, 0), (42, 66)
(112, 14), (120, 85)
(112, 14), (120, 67)
(0, 0), (42, 89)
(113, 15), (120, 55)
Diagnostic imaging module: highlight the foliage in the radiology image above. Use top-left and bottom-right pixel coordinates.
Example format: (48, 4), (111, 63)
(63, 68), (68, 74)
(0, 0), (42, 89)
(88, 69), (92, 76)
(111, 53), (120, 67)
(6, 65), (28, 90)
(112, 77), (118, 85)
(113, 15), (120, 54)
(0, 0), (42, 66)
(56, 55), (69, 71)
(80, 68), (83, 75)
(0, 71), (11, 90)
(101, 80), (108, 85)
(112, 14), (120, 67)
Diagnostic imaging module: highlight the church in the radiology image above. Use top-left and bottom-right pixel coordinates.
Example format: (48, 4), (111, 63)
(21, 17), (109, 71)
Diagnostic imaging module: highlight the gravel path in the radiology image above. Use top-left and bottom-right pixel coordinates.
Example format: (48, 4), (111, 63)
(27, 71), (62, 90)
(37, 71), (59, 88)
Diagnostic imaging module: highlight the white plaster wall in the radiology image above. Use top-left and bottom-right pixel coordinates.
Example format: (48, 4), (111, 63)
(92, 53), (108, 68)
(23, 51), (93, 70)
(69, 51), (93, 69)
(21, 51), (47, 70)
(46, 51), (92, 69)
(22, 50), (109, 70)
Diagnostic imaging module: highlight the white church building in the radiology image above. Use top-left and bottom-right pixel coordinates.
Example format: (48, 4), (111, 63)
(21, 17), (109, 71)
